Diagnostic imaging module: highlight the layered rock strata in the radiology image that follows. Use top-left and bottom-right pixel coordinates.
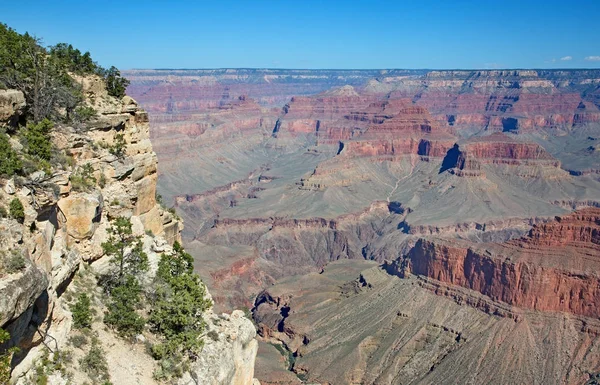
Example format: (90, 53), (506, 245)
(389, 208), (600, 317)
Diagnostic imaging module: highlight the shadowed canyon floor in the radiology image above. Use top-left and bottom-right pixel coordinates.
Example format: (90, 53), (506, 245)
(126, 69), (600, 384)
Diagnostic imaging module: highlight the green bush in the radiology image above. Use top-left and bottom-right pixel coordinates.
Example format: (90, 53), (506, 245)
(23, 119), (53, 161)
(73, 105), (97, 122)
(0, 206), (7, 218)
(0, 328), (18, 384)
(3, 250), (26, 274)
(68, 333), (88, 349)
(108, 133), (126, 158)
(152, 353), (188, 381)
(98, 173), (106, 188)
(9, 198), (24, 223)
(32, 349), (72, 383)
(0, 132), (22, 177)
(70, 163), (96, 192)
(79, 338), (110, 383)
(71, 293), (93, 329)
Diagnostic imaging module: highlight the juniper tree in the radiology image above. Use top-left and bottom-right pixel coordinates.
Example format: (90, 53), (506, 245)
(102, 66), (130, 99)
(101, 217), (148, 285)
(149, 241), (212, 376)
(101, 217), (148, 336)
(0, 132), (22, 177)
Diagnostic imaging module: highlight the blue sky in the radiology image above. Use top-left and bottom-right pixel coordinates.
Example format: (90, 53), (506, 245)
(2, 0), (599, 70)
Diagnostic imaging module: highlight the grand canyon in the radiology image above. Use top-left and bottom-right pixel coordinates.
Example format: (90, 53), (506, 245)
(124, 68), (600, 384)
(2, 2), (600, 383)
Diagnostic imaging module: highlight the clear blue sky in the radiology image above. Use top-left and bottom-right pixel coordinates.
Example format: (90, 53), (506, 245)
(2, 0), (600, 70)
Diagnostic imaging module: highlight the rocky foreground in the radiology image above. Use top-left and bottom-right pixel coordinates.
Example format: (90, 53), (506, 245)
(0, 78), (259, 384)
(126, 69), (600, 384)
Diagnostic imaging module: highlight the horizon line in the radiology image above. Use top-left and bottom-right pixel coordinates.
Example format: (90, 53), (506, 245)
(121, 67), (600, 72)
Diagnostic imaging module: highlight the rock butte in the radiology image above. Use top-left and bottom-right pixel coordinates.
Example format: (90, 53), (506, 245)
(125, 69), (600, 385)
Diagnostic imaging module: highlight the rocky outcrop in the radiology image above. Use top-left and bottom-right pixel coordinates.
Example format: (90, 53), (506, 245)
(0, 89), (26, 127)
(56, 192), (103, 241)
(391, 208), (600, 318)
(438, 133), (563, 177)
(0, 261), (48, 328)
(194, 202), (404, 310)
(375, 70), (600, 132)
(180, 310), (258, 385)
(252, 260), (600, 385)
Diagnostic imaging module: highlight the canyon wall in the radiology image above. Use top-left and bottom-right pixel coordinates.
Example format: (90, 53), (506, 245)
(388, 208), (600, 318)
(0, 81), (259, 384)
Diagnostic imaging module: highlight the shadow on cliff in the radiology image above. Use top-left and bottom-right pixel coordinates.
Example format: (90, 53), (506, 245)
(439, 144), (463, 174)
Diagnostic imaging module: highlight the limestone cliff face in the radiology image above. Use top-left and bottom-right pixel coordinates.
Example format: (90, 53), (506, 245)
(0, 80), (259, 384)
(179, 309), (259, 385)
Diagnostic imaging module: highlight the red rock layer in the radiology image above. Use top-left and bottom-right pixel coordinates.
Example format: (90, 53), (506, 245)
(400, 208), (600, 318)
(336, 99), (457, 158)
(439, 133), (561, 175)
(278, 93), (380, 138)
(381, 70), (600, 131)
(344, 138), (455, 158)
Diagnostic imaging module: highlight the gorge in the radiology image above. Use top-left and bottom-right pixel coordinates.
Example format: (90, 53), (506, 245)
(122, 68), (600, 384)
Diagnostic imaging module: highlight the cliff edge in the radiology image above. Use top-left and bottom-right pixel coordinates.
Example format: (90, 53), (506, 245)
(0, 78), (259, 384)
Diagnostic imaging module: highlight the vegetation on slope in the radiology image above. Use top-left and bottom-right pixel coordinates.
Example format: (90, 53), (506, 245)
(0, 329), (18, 384)
(97, 217), (212, 379)
(149, 241), (212, 379)
(0, 23), (130, 181)
(0, 23), (130, 123)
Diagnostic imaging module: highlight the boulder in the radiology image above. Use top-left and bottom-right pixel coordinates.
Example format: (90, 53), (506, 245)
(57, 192), (103, 240)
(0, 89), (26, 126)
(0, 260), (48, 326)
(121, 96), (138, 114)
(4, 178), (15, 195)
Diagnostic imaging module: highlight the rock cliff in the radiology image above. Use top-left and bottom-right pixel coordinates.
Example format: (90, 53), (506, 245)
(388, 208), (600, 317)
(0, 79), (259, 384)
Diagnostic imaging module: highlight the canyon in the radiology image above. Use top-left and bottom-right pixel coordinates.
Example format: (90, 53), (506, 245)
(124, 68), (600, 384)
